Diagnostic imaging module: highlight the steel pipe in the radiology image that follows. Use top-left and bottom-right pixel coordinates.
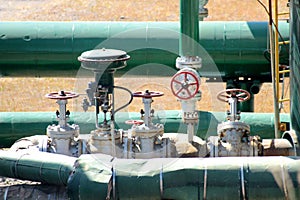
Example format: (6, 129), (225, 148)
(0, 111), (290, 147)
(0, 21), (289, 81)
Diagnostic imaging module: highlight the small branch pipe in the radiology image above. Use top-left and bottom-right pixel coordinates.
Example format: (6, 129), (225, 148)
(250, 81), (262, 94)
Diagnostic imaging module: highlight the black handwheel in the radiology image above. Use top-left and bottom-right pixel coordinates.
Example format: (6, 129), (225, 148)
(45, 91), (79, 100)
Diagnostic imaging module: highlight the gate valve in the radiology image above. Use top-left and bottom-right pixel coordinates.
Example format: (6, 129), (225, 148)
(131, 90), (164, 127)
(171, 70), (200, 100)
(46, 91), (79, 128)
(217, 89), (250, 121)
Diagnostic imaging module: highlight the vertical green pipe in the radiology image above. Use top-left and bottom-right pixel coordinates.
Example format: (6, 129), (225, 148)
(290, 0), (300, 143)
(180, 0), (199, 56)
(238, 82), (254, 112)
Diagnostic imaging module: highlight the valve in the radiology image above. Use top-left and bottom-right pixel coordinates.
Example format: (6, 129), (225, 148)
(171, 69), (200, 100)
(217, 88), (250, 122)
(46, 91), (79, 128)
(45, 91), (80, 156)
(132, 90), (164, 127)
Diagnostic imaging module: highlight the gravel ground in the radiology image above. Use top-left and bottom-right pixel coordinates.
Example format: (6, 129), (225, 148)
(0, 177), (67, 199)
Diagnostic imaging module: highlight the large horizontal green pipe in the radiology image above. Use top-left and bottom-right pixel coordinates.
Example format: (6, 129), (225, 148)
(70, 154), (300, 199)
(0, 151), (76, 186)
(0, 111), (290, 148)
(1, 151), (300, 199)
(0, 21), (289, 81)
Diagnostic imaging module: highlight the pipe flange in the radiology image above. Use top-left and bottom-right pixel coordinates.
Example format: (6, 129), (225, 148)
(46, 124), (80, 139)
(217, 121), (250, 135)
(91, 128), (120, 140)
(175, 56), (202, 70)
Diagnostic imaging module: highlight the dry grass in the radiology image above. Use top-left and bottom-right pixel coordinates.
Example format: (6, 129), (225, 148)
(0, 0), (290, 113)
(0, 0), (289, 21)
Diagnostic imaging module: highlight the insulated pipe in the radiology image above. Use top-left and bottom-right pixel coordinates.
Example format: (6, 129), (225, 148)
(0, 151), (76, 185)
(1, 152), (300, 199)
(0, 21), (289, 81)
(1, 153), (300, 199)
(0, 111), (291, 147)
(68, 154), (300, 199)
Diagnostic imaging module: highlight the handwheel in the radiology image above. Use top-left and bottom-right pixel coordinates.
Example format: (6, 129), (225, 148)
(171, 71), (200, 100)
(132, 90), (164, 98)
(217, 89), (250, 102)
(125, 120), (144, 125)
(45, 91), (79, 100)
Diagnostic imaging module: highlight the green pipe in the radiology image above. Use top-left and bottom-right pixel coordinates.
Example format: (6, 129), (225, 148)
(290, 0), (300, 144)
(69, 154), (300, 199)
(0, 151), (76, 185)
(238, 82), (255, 112)
(0, 111), (290, 148)
(0, 21), (289, 82)
(1, 151), (300, 199)
(180, 0), (199, 56)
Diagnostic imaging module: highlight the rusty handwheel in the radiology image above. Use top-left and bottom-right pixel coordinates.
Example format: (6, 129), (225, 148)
(132, 90), (164, 98)
(217, 89), (250, 102)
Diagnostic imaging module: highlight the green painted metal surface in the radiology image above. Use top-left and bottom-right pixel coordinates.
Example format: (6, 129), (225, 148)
(290, 0), (300, 144)
(0, 21), (289, 81)
(0, 151), (76, 185)
(0, 111), (290, 148)
(69, 155), (300, 199)
(1, 151), (300, 199)
(180, 0), (199, 56)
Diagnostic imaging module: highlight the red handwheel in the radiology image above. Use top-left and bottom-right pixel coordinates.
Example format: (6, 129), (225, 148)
(45, 91), (79, 100)
(171, 71), (200, 100)
(217, 89), (250, 102)
(125, 120), (144, 125)
(132, 90), (164, 98)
